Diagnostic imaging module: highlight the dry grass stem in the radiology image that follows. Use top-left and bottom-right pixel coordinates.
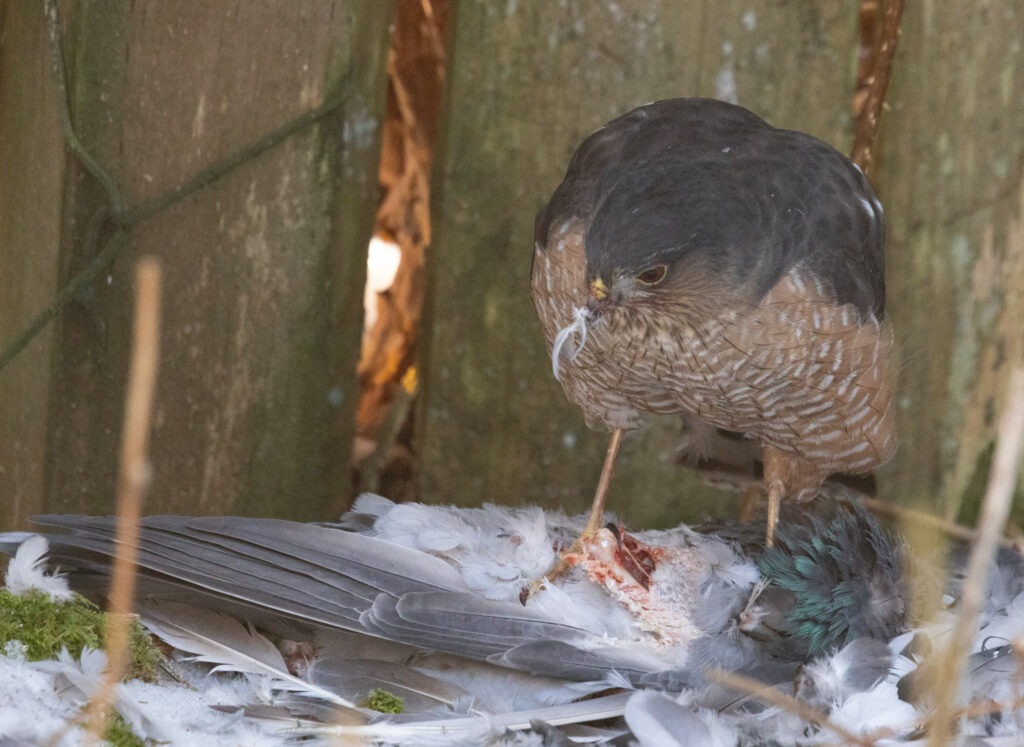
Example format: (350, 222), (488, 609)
(857, 495), (1019, 549)
(83, 259), (162, 742)
(706, 669), (874, 746)
(953, 692), (1024, 721)
(927, 366), (1024, 746)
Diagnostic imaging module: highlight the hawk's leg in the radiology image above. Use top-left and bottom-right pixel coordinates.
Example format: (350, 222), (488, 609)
(762, 446), (791, 548)
(523, 428), (624, 601)
(738, 483), (763, 523)
(765, 479), (783, 548)
(762, 445), (823, 548)
(735, 479), (782, 546)
(581, 427), (624, 536)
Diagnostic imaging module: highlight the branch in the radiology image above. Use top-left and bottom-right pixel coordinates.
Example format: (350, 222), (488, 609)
(849, 0), (905, 175)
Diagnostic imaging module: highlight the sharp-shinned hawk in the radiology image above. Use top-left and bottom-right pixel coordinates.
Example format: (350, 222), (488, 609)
(531, 98), (896, 554)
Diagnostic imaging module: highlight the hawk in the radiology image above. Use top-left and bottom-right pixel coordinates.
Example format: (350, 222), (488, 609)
(531, 98), (895, 555)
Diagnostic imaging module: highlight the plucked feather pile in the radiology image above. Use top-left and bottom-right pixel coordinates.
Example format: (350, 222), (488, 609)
(0, 493), (1022, 745)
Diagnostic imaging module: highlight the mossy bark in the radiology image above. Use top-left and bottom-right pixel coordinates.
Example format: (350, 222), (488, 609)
(0, 2), (392, 525)
(0, 1), (66, 530)
(877, 0), (1024, 523)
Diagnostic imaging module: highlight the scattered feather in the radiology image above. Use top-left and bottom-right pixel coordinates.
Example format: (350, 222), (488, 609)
(824, 681), (919, 741)
(138, 600), (364, 714)
(551, 306), (590, 381)
(308, 657), (470, 713)
(3, 535), (73, 601)
(799, 638), (893, 707)
(294, 692), (631, 743)
(1, 498), (1023, 744)
(30, 646), (164, 741)
(625, 690), (737, 746)
(31, 645), (107, 699)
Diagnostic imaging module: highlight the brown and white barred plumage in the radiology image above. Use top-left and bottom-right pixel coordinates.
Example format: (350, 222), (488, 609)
(532, 223), (895, 499)
(532, 98), (896, 505)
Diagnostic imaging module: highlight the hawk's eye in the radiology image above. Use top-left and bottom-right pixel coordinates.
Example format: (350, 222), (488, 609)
(636, 265), (667, 285)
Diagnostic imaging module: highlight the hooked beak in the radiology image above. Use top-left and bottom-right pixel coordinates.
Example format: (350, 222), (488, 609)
(587, 277), (610, 314)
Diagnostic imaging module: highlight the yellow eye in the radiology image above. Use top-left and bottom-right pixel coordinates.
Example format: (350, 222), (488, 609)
(636, 265), (667, 285)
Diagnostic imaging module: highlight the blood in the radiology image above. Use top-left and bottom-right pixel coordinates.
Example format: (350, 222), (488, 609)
(616, 529), (657, 590)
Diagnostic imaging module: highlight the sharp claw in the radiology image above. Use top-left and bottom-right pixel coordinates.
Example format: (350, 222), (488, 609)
(521, 534), (587, 602)
(519, 579), (542, 605)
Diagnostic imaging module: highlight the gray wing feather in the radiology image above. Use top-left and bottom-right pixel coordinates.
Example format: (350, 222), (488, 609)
(15, 514), (633, 683)
(35, 524), (371, 627)
(493, 640), (653, 682)
(307, 658), (471, 712)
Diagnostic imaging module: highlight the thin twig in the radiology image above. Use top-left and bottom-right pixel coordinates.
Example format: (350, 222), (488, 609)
(928, 367), (1024, 745)
(0, 207), (118, 371)
(83, 259), (162, 742)
(0, 2), (353, 376)
(825, 687), (1024, 747)
(856, 494), (1019, 550)
(0, 229), (126, 372)
(356, 372), (417, 494)
(123, 78), (353, 228)
(953, 690), (1024, 720)
(43, 0), (127, 221)
(849, 0), (905, 175)
(706, 669), (874, 747)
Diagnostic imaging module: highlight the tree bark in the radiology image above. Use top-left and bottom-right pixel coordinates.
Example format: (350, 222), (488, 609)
(0, 1), (65, 530)
(877, 0), (1024, 524)
(0, 1), (392, 527)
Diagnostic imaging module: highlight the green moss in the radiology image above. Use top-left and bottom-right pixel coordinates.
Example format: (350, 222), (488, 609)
(105, 711), (147, 747)
(0, 589), (102, 661)
(363, 688), (405, 714)
(0, 589), (162, 681)
(126, 619), (164, 682)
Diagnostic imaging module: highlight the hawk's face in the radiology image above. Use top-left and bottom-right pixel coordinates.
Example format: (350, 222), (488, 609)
(580, 161), (743, 324)
(584, 248), (731, 332)
(586, 262), (670, 317)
